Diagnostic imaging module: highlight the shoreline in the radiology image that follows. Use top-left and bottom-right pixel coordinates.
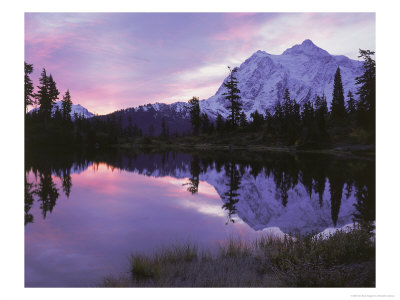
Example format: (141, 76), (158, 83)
(113, 141), (375, 161)
(101, 224), (375, 288)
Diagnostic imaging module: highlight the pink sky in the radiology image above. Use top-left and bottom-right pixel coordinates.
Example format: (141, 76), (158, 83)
(25, 13), (375, 115)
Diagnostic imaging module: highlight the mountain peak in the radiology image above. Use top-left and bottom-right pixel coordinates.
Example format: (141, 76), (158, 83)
(301, 39), (315, 46)
(282, 39), (329, 57)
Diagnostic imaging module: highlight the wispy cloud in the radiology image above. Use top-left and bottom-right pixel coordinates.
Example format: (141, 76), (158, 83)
(25, 13), (375, 115)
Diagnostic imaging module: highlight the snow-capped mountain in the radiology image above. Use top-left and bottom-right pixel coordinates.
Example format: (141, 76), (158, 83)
(97, 39), (365, 133)
(29, 101), (95, 120)
(200, 39), (364, 118)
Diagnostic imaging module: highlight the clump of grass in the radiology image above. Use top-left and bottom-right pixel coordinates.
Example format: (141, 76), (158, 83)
(130, 255), (160, 280)
(218, 238), (253, 258)
(102, 225), (375, 287)
(259, 224), (375, 287)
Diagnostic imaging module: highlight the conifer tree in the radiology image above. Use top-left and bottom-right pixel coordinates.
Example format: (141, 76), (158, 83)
(48, 74), (60, 106)
(282, 89), (292, 121)
(265, 109), (273, 132)
(223, 66), (242, 128)
(273, 100), (283, 122)
(187, 96), (201, 135)
(61, 90), (73, 121)
(250, 110), (263, 130)
(301, 100), (315, 127)
(355, 49), (375, 129)
(346, 91), (357, 114)
(331, 67), (346, 119)
(24, 62), (34, 113)
(239, 111), (248, 128)
(36, 68), (51, 123)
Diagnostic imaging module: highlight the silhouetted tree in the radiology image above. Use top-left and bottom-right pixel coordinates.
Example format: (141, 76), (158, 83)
(222, 162), (241, 224)
(331, 67), (346, 120)
(25, 174), (35, 225)
(250, 110), (263, 130)
(355, 49), (375, 130)
(223, 67), (242, 128)
(346, 91), (357, 115)
(61, 89), (73, 121)
(36, 68), (51, 123)
(187, 96), (201, 135)
(62, 172), (72, 198)
(301, 100), (314, 127)
(239, 111), (248, 128)
(24, 62), (34, 113)
(281, 89), (300, 144)
(184, 156), (201, 194)
(48, 74), (60, 106)
(329, 175), (345, 227)
(36, 170), (59, 219)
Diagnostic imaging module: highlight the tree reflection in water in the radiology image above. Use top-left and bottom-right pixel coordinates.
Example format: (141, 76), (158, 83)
(25, 149), (375, 230)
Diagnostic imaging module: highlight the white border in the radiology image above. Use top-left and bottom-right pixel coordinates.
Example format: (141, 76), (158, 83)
(1, 0), (399, 299)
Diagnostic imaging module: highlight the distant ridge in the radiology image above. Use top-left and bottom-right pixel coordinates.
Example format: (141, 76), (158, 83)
(29, 101), (95, 120)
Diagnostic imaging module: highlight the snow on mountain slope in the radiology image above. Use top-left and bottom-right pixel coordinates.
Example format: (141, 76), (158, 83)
(29, 101), (95, 120)
(200, 39), (364, 118)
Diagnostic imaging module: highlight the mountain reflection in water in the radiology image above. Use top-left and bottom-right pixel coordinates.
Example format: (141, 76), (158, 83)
(25, 149), (375, 234)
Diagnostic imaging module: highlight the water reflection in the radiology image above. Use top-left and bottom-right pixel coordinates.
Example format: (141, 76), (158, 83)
(221, 162), (241, 224)
(25, 149), (375, 233)
(183, 155), (200, 194)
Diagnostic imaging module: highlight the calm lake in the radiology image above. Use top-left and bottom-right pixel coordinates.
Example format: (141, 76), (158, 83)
(25, 149), (375, 287)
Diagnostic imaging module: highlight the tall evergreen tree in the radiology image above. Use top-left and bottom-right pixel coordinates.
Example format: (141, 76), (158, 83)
(187, 96), (201, 135)
(36, 68), (51, 123)
(24, 62), (34, 113)
(331, 67), (346, 119)
(355, 49), (375, 129)
(48, 74), (60, 106)
(223, 66), (242, 128)
(61, 90), (73, 121)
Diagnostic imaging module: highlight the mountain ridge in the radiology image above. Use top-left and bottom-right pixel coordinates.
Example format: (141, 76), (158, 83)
(29, 101), (95, 120)
(29, 40), (365, 136)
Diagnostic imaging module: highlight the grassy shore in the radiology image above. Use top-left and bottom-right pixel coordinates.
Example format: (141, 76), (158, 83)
(101, 224), (375, 287)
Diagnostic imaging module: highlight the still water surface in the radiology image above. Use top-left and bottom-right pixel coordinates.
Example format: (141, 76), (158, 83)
(25, 150), (374, 287)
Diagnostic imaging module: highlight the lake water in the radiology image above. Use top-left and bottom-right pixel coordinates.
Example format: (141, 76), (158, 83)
(25, 149), (375, 287)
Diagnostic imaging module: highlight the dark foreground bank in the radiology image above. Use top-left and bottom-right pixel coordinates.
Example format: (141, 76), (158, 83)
(101, 224), (375, 287)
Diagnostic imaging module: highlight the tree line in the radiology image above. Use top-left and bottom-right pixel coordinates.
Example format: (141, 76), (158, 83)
(25, 48), (375, 148)
(186, 49), (375, 147)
